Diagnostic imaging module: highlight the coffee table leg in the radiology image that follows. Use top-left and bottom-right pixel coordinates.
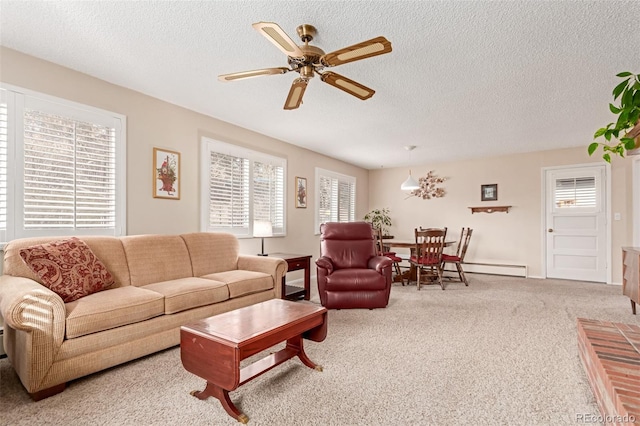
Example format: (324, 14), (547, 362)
(190, 382), (249, 424)
(286, 335), (323, 372)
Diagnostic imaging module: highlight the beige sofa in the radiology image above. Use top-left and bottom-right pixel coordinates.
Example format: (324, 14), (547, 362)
(0, 232), (287, 400)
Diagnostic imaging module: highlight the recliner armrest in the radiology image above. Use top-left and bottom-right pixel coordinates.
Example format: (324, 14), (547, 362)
(315, 256), (334, 274)
(368, 256), (393, 273)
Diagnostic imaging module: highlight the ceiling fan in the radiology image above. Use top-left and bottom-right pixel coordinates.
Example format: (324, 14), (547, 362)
(218, 22), (392, 110)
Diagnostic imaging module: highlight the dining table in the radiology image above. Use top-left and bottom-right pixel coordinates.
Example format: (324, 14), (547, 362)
(384, 239), (456, 284)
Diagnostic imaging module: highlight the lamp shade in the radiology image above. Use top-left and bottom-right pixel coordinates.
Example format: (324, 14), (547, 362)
(253, 220), (273, 237)
(400, 170), (420, 191)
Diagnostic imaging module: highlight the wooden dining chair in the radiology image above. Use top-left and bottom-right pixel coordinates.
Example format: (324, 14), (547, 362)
(410, 227), (447, 290)
(442, 227), (473, 286)
(375, 228), (404, 285)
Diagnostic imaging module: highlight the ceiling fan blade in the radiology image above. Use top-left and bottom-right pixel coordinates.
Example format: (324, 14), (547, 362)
(321, 36), (392, 67)
(283, 79), (308, 110)
(218, 67), (290, 82)
(320, 71), (375, 100)
(252, 22), (305, 59)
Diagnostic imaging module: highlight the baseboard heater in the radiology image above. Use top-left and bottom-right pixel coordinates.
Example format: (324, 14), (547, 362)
(449, 261), (528, 278)
(397, 255), (528, 278)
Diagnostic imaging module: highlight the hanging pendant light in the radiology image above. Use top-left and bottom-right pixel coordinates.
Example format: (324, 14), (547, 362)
(401, 169), (420, 190)
(400, 145), (420, 190)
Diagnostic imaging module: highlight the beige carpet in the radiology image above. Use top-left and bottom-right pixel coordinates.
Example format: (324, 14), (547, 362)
(2, 274), (639, 425)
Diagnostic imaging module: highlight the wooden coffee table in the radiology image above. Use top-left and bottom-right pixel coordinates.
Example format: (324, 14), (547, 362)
(180, 299), (328, 423)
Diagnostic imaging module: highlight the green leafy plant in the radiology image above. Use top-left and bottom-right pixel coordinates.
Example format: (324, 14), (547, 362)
(588, 71), (640, 162)
(364, 208), (392, 236)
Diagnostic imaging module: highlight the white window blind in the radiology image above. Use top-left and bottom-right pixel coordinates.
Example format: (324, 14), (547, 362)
(207, 152), (249, 231)
(0, 85), (126, 241)
(555, 177), (596, 208)
(315, 167), (356, 232)
(253, 160), (284, 226)
(201, 138), (286, 237)
(23, 109), (116, 229)
(0, 92), (7, 242)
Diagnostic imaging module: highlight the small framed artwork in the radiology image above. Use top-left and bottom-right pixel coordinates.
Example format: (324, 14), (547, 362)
(481, 184), (498, 201)
(153, 148), (180, 200)
(295, 176), (307, 208)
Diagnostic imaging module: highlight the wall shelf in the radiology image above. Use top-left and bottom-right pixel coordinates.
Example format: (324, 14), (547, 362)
(469, 206), (511, 214)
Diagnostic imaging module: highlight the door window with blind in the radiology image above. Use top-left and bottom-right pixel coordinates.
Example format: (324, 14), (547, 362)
(0, 85), (126, 242)
(200, 138), (286, 237)
(315, 167), (356, 232)
(553, 176), (597, 209)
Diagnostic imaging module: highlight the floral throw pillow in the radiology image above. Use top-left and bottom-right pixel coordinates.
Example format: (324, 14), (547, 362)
(19, 237), (115, 303)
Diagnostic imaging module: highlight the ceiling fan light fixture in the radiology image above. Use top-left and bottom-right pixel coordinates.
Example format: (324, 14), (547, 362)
(401, 170), (420, 191)
(223, 23), (392, 109)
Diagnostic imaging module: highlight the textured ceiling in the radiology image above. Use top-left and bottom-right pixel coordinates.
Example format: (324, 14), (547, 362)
(1, 1), (639, 169)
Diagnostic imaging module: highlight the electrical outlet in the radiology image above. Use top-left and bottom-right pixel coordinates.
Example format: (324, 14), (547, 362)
(614, 213), (621, 221)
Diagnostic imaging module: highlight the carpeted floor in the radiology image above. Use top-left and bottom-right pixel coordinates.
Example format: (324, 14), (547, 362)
(1, 274), (639, 425)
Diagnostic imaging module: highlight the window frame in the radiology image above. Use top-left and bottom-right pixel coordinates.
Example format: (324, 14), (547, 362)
(314, 167), (356, 234)
(0, 83), (127, 243)
(200, 137), (287, 238)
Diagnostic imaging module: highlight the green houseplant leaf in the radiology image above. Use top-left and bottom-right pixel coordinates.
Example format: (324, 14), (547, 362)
(364, 208), (392, 236)
(589, 72), (640, 161)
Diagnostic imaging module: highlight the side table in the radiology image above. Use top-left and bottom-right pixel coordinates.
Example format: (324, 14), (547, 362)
(269, 253), (312, 300)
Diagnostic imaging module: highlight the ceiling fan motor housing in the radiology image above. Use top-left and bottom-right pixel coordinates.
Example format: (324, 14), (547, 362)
(296, 24), (317, 42)
(288, 45), (325, 78)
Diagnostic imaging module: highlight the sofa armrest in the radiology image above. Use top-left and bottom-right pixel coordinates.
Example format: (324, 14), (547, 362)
(0, 275), (66, 392)
(237, 255), (288, 299)
(368, 256), (393, 274)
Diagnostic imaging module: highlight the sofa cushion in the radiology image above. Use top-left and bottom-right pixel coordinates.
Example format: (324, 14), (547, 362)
(65, 286), (165, 339)
(121, 235), (193, 286)
(202, 270), (273, 298)
(78, 237), (131, 288)
(19, 237), (115, 303)
(142, 277), (229, 314)
(181, 232), (239, 276)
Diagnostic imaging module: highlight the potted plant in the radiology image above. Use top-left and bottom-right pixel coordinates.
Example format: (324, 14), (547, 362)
(364, 208), (392, 236)
(588, 71), (640, 162)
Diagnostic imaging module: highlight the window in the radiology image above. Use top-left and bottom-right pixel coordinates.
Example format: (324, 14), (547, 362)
(554, 176), (596, 208)
(0, 85), (126, 242)
(200, 137), (286, 237)
(315, 167), (356, 232)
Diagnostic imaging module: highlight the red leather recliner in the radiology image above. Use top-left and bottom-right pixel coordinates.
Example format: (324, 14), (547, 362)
(316, 222), (393, 309)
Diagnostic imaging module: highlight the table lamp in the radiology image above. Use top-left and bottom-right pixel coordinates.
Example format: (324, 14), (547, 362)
(253, 220), (273, 256)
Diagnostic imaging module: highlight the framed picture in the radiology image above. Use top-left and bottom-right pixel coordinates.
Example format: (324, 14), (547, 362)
(153, 148), (180, 200)
(295, 176), (307, 208)
(481, 184), (498, 201)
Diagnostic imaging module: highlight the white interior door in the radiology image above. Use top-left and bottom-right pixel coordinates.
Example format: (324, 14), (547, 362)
(545, 165), (607, 282)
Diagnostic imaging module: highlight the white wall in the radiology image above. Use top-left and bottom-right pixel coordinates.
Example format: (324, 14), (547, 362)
(0, 47), (370, 282)
(369, 148), (633, 283)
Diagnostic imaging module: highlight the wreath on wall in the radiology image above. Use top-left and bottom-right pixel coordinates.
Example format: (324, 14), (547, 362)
(410, 171), (446, 199)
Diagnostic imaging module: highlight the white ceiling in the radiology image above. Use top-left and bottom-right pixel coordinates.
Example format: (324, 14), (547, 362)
(1, 1), (639, 169)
